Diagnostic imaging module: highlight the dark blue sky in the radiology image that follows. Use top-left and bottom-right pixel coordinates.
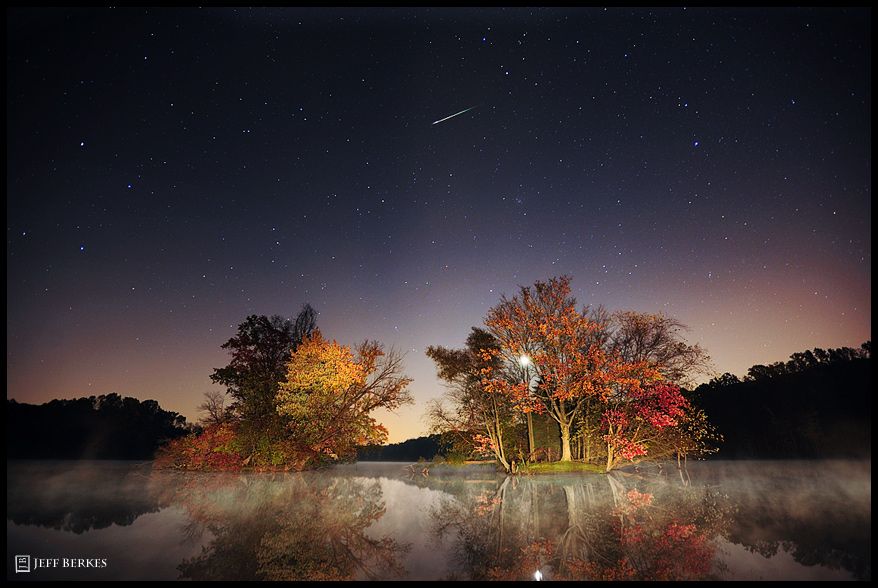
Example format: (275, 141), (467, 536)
(7, 7), (870, 441)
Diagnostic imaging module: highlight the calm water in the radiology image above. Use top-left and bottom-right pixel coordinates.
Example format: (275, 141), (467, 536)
(6, 459), (870, 581)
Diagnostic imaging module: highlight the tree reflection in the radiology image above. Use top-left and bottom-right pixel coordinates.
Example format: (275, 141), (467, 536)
(708, 461), (872, 581)
(6, 461), (164, 533)
(574, 472), (730, 580)
(430, 476), (534, 580)
(156, 472), (409, 580)
(428, 470), (733, 581)
(7, 461), (869, 581)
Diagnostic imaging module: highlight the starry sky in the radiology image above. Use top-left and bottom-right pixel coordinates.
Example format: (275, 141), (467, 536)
(7, 7), (871, 442)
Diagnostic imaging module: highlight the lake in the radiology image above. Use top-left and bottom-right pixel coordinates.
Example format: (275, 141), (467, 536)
(6, 459), (870, 581)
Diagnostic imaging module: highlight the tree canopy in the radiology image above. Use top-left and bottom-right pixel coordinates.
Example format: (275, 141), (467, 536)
(427, 275), (719, 471)
(276, 331), (413, 460)
(210, 305), (317, 427)
(159, 306), (413, 471)
(426, 327), (517, 470)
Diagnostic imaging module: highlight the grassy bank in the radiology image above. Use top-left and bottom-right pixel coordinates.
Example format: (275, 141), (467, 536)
(410, 458), (607, 475)
(518, 461), (605, 474)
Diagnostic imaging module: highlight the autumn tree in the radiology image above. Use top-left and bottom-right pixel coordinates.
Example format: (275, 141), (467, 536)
(601, 382), (690, 471)
(599, 310), (718, 469)
(652, 403), (723, 469)
(425, 327), (518, 472)
(608, 311), (712, 388)
(210, 305), (317, 452)
(484, 276), (657, 462)
(275, 330), (413, 462)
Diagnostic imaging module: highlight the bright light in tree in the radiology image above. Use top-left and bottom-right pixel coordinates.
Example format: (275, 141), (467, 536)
(519, 354), (531, 367)
(534, 570), (543, 581)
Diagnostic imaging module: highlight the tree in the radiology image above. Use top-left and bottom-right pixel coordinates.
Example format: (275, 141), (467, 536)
(601, 382), (690, 471)
(275, 331), (413, 461)
(599, 311), (716, 469)
(608, 311), (712, 388)
(210, 305), (317, 452)
(197, 390), (229, 426)
(484, 276), (658, 462)
(707, 373), (740, 388)
(660, 404), (723, 468)
(425, 328), (518, 472)
(292, 304), (318, 345)
(746, 363), (777, 380)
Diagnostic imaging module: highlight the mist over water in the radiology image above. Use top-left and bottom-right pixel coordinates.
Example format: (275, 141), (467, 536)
(6, 459), (870, 581)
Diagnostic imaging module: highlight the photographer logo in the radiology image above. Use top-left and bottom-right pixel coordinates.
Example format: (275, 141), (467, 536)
(12, 555), (108, 573)
(14, 555), (30, 573)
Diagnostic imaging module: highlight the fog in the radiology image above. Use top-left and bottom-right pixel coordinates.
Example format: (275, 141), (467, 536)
(6, 459), (870, 580)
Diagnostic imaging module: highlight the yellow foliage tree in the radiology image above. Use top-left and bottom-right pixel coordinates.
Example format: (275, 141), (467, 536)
(276, 330), (413, 461)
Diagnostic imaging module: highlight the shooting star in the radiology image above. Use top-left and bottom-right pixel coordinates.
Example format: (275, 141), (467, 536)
(432, 106), (477, 126)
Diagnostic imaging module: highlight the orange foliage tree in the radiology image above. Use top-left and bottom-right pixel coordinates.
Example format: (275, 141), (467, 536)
(484, 276), (660, 462)
(426, 328), (518, 472)
(275, 330), (413, 462)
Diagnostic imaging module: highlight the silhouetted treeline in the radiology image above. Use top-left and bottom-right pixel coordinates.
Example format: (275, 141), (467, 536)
(7, 394), (192, 459)
(695, 343), (870, 459)
(357, 434), (449, 461)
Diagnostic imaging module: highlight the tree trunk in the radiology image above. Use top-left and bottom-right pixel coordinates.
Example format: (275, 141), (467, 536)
(530, 478), (540, 541)
(527, 412), (535, 459)
(496, 476), (510, 557)
(563, 485), (577, 529)
(491, 405), (511, 473)
(495, 433), (511, 473)
(606, 472), (627, 506)
(559, 422), (573, 461)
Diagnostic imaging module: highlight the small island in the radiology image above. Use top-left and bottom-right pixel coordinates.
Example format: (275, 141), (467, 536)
(155, 305), (412, 472)
(142, 276), (716, 473)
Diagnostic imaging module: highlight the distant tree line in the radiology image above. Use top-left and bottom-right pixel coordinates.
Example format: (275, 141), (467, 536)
(737, 343), (869, 381)
(694, 342), (871, 459)
(356, 434), (449, 462)
(6, 393), (191, 459)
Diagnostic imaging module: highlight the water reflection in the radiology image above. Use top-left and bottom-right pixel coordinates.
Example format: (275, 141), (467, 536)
(5, 460), (870, 581)
(428, 470), (734, 580)
(693, 461), (872, 581)
(7, 461), (163, 534)
(162, 473), (410, 580)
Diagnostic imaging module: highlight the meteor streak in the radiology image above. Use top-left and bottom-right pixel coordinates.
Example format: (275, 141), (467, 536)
(432, 106), (477, 125)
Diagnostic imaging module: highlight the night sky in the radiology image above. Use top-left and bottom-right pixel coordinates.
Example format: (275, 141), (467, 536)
(7, 8), (871, 442)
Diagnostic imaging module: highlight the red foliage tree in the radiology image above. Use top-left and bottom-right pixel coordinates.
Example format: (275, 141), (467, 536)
(602, 382), (690, 470)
